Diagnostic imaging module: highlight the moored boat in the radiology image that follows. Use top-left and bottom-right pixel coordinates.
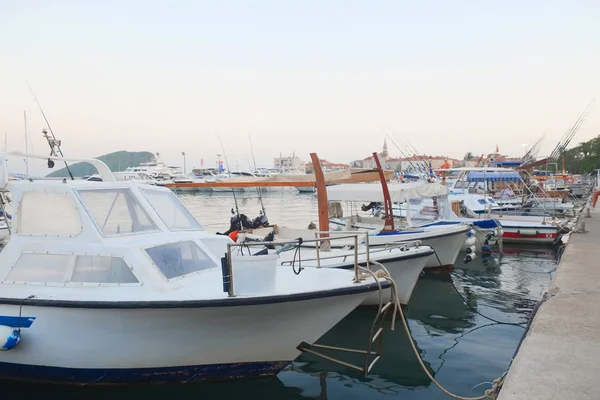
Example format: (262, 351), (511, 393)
(0, 152), (390, 384)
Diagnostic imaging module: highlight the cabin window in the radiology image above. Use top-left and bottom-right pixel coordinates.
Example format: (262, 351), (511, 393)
(71, 255), (138, 283)
(146, 241), (215, 280)
(17, 192), (82, 236)
(477, 199), (487, 205)
(4, 254), (70, 283)
(140, 189), (203, 231)
(77, 189), (158, 236)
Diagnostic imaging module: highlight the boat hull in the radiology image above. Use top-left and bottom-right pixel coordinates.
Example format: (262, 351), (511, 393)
(0, 292), (371, 384)
(328, 220), (469, 272)
(361, 252), (432, 305)
(418, 227), (470, 270)
(275, 246), (432, 305)
(500, 225), (560, 244)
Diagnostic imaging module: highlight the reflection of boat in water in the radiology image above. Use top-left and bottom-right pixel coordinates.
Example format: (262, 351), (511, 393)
(406, 275), (477, 334)
(453, 245), (557, 321)
(290, 308), (435, 389)
(288, 275), (478, 391)
(498, 244), (560, 261)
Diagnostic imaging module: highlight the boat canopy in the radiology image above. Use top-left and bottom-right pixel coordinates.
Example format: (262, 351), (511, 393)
(326, 182), (449, 203)
(466, 171), (521, 182)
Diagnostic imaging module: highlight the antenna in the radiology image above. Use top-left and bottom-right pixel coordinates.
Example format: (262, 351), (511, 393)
(26, 82), (74, 180)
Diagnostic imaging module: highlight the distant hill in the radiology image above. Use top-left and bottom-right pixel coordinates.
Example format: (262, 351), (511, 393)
(46, 151), (156, 177)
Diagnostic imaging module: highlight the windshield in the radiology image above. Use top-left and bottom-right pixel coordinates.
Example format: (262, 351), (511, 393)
(78, 189), (159, 236)
(141, 189), (203, 231)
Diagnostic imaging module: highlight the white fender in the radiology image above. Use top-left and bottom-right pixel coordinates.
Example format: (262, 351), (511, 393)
(465, 237), (477, 246)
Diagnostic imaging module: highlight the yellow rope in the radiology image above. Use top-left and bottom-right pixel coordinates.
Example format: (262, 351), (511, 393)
(361, 261), (505, 400)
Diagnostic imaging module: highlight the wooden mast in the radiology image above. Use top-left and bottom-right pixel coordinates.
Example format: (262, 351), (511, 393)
(372, 152), (394, 232)
(310, 153), (329, 237)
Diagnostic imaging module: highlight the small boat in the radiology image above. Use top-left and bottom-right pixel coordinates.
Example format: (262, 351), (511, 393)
(442, 168), (569, 244)
(241, 229), (434, 305)
(0, 152), (389, 384)
(325, 181), (471, 271)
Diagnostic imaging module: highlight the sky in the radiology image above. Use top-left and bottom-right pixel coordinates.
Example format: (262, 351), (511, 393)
(1, 0), (599, 175)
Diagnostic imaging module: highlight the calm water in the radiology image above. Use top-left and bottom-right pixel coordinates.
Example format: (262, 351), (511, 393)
(0, 191), (560, 399)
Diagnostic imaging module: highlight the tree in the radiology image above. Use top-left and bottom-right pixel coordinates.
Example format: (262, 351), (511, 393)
(563, 135), (600, 173)
(463, 152), (474, 161)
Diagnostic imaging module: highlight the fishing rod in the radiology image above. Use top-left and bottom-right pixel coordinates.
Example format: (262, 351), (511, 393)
(550, 95), (597, 161)
(521, 134), (545, 165)
(381, 126), (432, 178)
(380, 128), (427, 178)
(248, 134), (267, 218)
(216, 134), (241, 229)
(401, 133), (435, 178)
(26, 81), (74, 180)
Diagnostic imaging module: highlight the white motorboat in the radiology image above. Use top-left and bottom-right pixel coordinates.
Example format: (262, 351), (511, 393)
(211, 172), (255, 192)
(448, 192), (567, 245)
(242, 229), (433, 306)
(0, 152), (390, 384)
(376, 196), (502, 252)
(324, 182), (471, 271)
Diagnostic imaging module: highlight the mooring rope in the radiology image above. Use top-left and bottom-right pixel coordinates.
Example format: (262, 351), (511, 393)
(360, 261), (505, 400)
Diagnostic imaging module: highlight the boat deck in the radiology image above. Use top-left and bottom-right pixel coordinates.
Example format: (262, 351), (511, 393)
(498, 201), (600, 400)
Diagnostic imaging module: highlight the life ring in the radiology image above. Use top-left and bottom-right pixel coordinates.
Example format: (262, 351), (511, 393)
(566, 176), (574, 184)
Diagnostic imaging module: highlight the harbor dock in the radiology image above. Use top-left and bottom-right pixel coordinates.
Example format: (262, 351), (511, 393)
(499, 201), (600, 400)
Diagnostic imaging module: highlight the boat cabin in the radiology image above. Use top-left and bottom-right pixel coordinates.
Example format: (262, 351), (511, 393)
(0, 156), (232, 300)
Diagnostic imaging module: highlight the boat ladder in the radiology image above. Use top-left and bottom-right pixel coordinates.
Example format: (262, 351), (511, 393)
(296, 298), (394, 377)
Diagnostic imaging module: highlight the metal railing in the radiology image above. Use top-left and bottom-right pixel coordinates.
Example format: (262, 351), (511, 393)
(223, 231), (366, 297)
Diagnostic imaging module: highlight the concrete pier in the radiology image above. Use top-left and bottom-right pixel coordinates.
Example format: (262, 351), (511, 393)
(499, 203), (600, 399)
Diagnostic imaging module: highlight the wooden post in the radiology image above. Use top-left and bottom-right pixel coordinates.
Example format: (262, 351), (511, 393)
(310, 153), (329, 238)
(372, 152), (395, 232)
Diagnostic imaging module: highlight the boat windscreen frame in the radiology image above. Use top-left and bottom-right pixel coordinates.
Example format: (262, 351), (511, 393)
(75, 187), (161, 238)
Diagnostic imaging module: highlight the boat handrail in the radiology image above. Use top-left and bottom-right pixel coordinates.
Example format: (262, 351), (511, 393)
(224, 231), (367, 297)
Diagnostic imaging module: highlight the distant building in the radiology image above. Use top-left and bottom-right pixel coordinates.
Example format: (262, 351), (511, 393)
(305, 159), (350, 174)
(350, 139), (459, 172)
(350, 139), (390, 169)
(273, 154), (306, 172)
